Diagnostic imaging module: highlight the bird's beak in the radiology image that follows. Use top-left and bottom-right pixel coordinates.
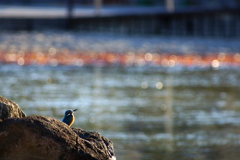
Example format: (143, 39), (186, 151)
(73, 109), (78, 112)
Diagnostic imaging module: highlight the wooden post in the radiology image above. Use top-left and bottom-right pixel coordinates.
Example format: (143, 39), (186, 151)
(66, 0), (74, 29)
(94, 0), (102, 16)
(165, 0), (175, 13)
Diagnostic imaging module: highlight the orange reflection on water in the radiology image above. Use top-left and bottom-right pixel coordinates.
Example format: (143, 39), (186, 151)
(0, 50), (239, 67)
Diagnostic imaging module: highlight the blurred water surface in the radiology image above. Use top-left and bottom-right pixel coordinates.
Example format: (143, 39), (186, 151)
(1, 64), (240, 160)
(0, 31), (240, 54)
(1, 32), (240, 160)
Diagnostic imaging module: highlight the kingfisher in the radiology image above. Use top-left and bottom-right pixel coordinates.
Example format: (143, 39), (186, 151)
(62, 109), (78, 127)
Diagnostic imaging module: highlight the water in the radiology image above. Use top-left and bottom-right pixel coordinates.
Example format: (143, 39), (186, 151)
(1, 64), (240, 160)
(1, 31), (240, 160)
(0, 31), (240, 54)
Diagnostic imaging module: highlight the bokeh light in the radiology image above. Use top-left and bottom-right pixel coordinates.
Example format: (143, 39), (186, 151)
(211, 59), (220, 68)
(17, 58), (25, 65)
(141, 82), (148, 89)
(156, 82), (163, 90)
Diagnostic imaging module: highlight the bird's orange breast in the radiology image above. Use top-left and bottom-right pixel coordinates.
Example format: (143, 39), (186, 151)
(69, 115), (75, 127)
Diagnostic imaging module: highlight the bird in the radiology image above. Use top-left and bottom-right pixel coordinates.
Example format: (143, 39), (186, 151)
(62, 109), (78, 127)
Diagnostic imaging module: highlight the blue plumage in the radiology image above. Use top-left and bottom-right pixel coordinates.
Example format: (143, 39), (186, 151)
(62, 109), (78, 127)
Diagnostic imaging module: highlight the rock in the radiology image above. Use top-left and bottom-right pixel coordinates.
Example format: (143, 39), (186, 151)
(0, 115), (116, 160)
(72, 128), (115, 159)
(0, 95), (26, 120)
(0, 96), (116, 159)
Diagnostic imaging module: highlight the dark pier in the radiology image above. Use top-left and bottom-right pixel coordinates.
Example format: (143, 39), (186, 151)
(0, 0), (240, 37)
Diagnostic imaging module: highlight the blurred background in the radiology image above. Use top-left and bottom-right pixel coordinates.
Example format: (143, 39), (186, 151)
(0, 0), (240, 160)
